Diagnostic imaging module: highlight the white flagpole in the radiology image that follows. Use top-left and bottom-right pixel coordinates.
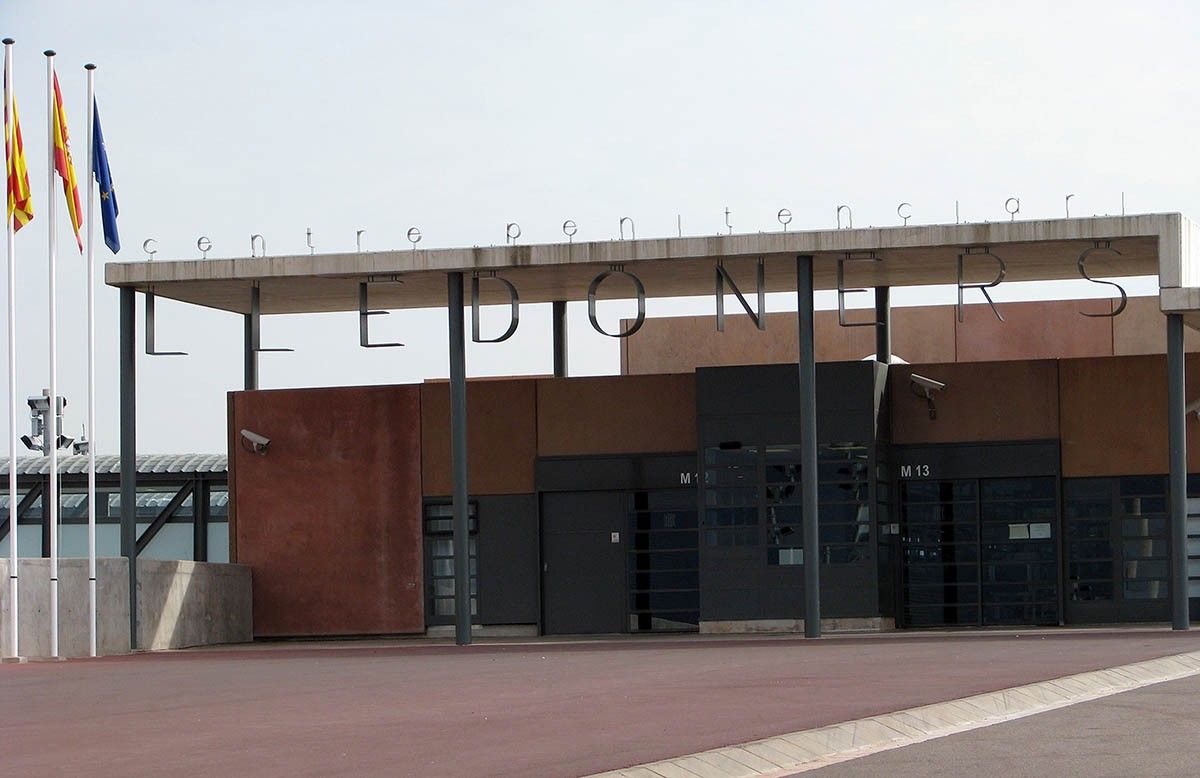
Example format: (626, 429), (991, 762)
(84, 63), (96, 658)
(44, 50), (58, 660)
(3, 37), (18, 659)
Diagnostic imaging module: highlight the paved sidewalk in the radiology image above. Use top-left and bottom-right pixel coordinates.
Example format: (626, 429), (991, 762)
(811, 672), (1200, 777)
(1, 629), (1197, 777)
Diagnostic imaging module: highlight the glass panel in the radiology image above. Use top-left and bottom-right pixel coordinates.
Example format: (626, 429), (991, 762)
(58, 524), (120, 558)
(139, 523), (193, 561)
(769, 547), (803, 565)
(1124, 580), (1168, 599)
(207, 521), (229, 563)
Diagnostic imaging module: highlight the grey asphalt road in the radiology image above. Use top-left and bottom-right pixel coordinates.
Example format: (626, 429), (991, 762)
(812, 673), (1200, 777)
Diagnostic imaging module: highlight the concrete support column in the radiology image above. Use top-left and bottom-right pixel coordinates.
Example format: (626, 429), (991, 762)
(875, 286), (891, 364)
(119, 287), (138, 648)
(552, 300), (568, 378)
(797, 255), (821, 638)
(1167, 313), (1190, 630)
(448, 272), (471, 645)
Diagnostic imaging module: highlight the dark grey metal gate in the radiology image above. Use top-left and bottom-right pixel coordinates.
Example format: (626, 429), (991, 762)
(541, 491), (626, 635)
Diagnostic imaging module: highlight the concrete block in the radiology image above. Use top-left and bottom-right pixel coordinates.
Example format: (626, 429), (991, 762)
(0, 557), (130, 658)
(1, 558), (251, 659)
(137, 559), (252, 650)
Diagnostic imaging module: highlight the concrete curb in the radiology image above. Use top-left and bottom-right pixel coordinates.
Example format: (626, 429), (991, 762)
(589, 649), (1200, 778)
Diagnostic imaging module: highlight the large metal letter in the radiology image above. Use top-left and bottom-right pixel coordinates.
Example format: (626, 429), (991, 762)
(448, 272), (471, 646)
(797, 255), (821, 638)
(119, 287), (138, 649)
(249, 284), (293, 354)
(837, 252), (883, 328)
(470, 273), (520, 343)
(359, 282), (404, 348)
(1168, 313), (1189, 630)
(587, 267), (646, 338)
(957, 247), (1006, 322)
(715, 259), (766, 332)
(144, 289), (187, 356)
(1077, 241), (1128, 317)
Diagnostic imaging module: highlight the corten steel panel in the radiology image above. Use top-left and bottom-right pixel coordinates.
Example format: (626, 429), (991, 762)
(1059, 354), (1200, 477)
(618, 305), (957, 376)
(890, 360), (1059, 445)
(226, 393), (239, 563)
(894, 306), (957, 363)
(420, 379), (536, 496)
(231, 385), (423, 637)
(1113, 296), (1200, 355)
(536, 374), (697, 456)
(955, 299), (1115, 362)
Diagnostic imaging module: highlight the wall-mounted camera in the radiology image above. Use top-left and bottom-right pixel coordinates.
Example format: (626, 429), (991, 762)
(240, 429), (271, 455)
(909, 374), (946, 420)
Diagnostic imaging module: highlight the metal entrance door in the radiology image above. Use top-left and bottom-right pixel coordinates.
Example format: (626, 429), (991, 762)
(900, 476), (1059, 627)
(541, 491), (627, 635)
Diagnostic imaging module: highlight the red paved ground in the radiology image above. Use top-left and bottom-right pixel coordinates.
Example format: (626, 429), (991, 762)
(2, 629), (1199, 777)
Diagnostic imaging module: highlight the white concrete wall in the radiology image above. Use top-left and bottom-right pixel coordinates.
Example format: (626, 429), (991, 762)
(137, 559), (252, 651)
(0, 557), (131, 658)
(0, 557), (251, 659)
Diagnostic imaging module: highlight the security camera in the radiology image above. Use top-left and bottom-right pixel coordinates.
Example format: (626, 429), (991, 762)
(910, 374), (945, 393)
(1187, 397), (1200, 421)
(909, 373), (946, 420)
(240, 429), (271, 455)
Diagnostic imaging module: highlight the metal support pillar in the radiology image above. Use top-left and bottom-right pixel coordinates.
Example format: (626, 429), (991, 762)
(448, 272), (471, 645)
(1167, 313), (1189, 630)
(875, 286), (891, 364)
(243, 289), (258, 390)
(119, 287), (138, 648)
(552, 300), (568, 377)
(797, 255), (821, 637)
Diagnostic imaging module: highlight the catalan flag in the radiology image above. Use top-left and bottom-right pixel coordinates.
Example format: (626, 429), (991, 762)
(4, 55), (32, 231)
(51, 70), (82, 252)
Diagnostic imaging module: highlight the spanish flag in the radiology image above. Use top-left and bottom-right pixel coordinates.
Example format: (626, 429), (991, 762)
(4, 58), (32, 231)
(51, 70), (82, 252)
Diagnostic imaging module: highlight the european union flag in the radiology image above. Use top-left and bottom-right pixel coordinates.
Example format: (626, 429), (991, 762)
(91, 99), (119, 253)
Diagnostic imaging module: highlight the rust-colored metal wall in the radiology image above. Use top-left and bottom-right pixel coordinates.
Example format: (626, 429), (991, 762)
(620, 307), (954, 374)
(421, 379), (537, 496)
(229, 385), (424, 637)
(1113, 296), (1200, 355)
(621, 297), (1196, 376)
(890, 360), (1060, 445)
(955, 300), (1113, 362)
(1059, 354), (1200, 477)
(537, 374), (697, 456)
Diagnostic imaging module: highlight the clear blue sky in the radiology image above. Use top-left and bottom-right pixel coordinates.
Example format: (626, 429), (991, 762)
(4, 1), (1197, 452)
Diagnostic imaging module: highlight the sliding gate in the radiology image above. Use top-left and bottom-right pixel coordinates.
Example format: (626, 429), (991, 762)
(895, 443), (1061, 628)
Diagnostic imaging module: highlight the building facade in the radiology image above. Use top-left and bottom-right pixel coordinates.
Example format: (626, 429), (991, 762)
(225, 298), (1200, 637)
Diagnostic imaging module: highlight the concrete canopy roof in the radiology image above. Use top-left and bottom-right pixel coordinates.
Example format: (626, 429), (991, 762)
(104, 214), (1192, 316)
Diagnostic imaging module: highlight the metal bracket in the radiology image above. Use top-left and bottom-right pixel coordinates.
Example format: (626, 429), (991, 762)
(619, 217), (635, 241)
(359, 280), (404, 348)
(250, 234), (265, 258)
(145, 288), (188, 356)
(587, 265), (645, 338)
(836, 205), (853, 229)
(957, 247), (1007, 323)
(1077, 240), (1128, 318)
(471, 272), (520, 343)
(837, 252), (883, 328)
(249, 284), (294, 353)
(715, 258), (766, 332)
